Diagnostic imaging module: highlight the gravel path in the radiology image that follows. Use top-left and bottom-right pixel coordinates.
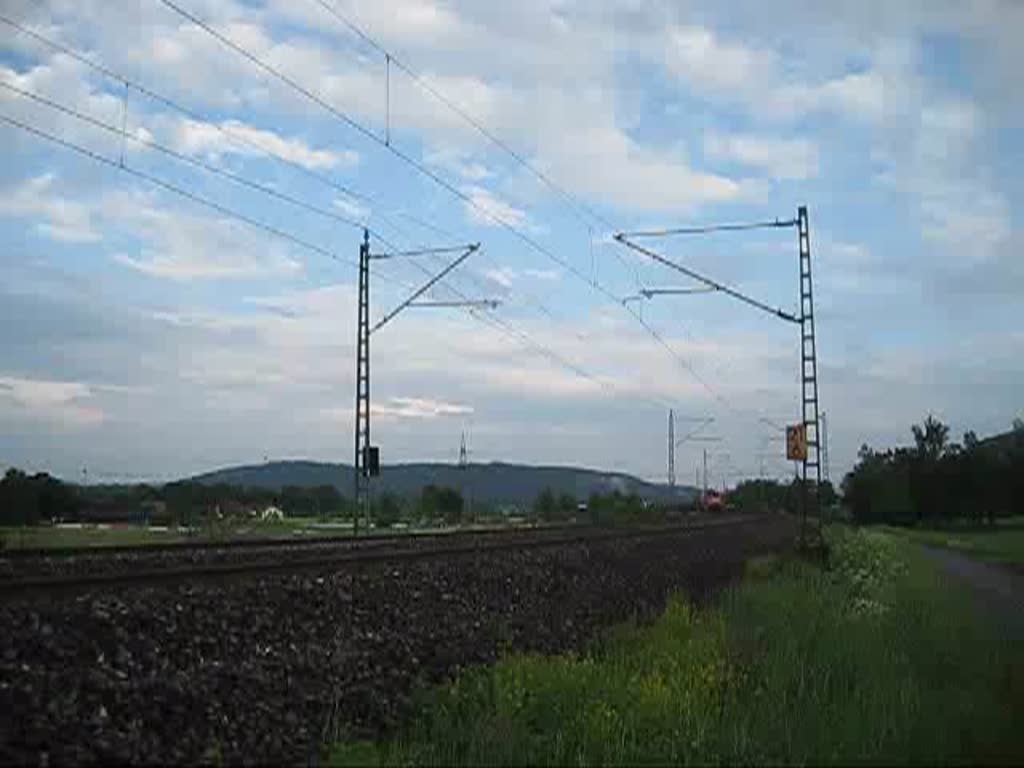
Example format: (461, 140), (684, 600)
(921, 546), (1024, 633)
(0, 516), (794, 766)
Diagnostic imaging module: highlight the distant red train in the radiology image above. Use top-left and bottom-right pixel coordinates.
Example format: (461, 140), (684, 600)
(702, 489), (725, 512)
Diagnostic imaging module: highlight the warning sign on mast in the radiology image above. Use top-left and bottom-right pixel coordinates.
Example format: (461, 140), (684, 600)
(786, 424), (807, 461)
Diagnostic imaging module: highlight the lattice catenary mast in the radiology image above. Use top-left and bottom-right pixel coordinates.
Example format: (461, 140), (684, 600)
(353, 232), (488, 534)
(615, 206), (823, 548)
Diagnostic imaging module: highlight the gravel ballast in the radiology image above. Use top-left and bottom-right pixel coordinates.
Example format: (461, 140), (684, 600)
(0, 516), (795, 765)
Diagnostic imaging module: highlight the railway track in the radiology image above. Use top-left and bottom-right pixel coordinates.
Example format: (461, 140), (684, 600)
(0, 521), (619, 584)
(0, 514), (760, 595)
(0, 514), (795, 765)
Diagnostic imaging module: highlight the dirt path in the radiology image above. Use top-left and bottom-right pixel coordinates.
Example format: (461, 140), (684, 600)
(922, 545), (1024, 634)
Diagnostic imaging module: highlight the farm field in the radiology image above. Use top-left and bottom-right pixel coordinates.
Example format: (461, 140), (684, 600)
(330, 526), (1024, 766)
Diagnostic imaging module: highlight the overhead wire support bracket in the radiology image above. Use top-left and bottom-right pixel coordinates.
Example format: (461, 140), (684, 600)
(370, 243), (481, 334)
(640, 287), (718, 298)
(408, 299), (500, 310)
(613, 233), (800, 324)
(369, 244), (475, 260)
(616, 218), (798, 239)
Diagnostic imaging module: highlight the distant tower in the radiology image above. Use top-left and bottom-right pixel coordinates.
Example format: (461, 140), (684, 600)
(668, 409), (675, 487)
(458, 430), (472, 522)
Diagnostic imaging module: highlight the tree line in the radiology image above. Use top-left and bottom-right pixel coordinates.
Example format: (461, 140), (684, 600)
(0, 470), (485, 529)
(726, 478), (838, 515)
(842, 416), (1024, 525)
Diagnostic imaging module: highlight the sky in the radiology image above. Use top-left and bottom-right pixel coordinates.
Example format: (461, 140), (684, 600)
(0, 0), (1021, 487)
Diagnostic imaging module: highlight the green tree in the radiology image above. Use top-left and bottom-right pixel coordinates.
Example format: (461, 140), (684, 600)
(912, 414), (950, 461)
(534, 488), (557, 521)
(281, 485), (311, 517)
(0, 469), (80, 526)
(438, 487), (464, 524)
(311, 485), (342, 518)
(558, 493), (577, 520)
(373, 493), (403, 527)
(419, 485), (464, 524)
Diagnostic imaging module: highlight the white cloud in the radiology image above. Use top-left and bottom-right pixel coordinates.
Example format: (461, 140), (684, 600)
(425, 147), (493, 181)
(704, 133), (820, 180)
(663, 24), (894, 123)
(534, 96), (759, 213)
(523, 268), (560, 281)
(321, 397), (473, 425)
(334, 196), (371, 222)
(170, 117), (358, 170)
(462, 185), (530, 228)
(874, 98), (1011, 264)
(0, 173), (100, 242)
(483, 266), (560, 289)
(920, 187), (1010, 259)
(374, 396), (474, 420)
(0, 176), (306, 280)
(484, 267), (516, 288)
(2, 0), (1022, 484)
(0, 375), (104, 428)
(666, 25), (772, 93)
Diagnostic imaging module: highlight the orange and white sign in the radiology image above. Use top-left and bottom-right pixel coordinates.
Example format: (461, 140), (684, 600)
(786, 424), (807, 461)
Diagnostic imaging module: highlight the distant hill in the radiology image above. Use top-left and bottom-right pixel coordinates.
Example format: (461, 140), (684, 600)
(190, 460), (698, 507)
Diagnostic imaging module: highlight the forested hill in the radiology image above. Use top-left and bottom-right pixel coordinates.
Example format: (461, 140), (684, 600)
(190, 460), (697, 507)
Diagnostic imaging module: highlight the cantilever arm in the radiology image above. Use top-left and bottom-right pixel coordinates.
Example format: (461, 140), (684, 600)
(370, 244), (480, 334)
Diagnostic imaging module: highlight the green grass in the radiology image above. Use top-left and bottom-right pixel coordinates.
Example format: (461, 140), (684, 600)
(0, 518), (575, 550)
(0, 516), (328, 550)
(0, 524), (191, 549)
(328, 526), (1024, 766)
(881, 517), (1024, 564)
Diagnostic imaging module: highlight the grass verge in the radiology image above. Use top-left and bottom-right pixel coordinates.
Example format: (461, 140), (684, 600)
(329, 526), (1024, 765)
(881, 517), (1024, 565)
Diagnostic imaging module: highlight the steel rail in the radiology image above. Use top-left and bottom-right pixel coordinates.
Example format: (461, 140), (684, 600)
(0, 520), (585, 560)
(0, 516), (771, 595)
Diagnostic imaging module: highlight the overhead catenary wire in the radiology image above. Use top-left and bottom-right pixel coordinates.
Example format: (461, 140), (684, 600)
(0, 79), (378, 235)
(370, 245), (476, 260)
(151, 0), (605, 341)
(307, 0), (617, 234)
(145, 4), (620, 303)
(0, 112), (360, 267)
(157, 0), (726, 409)
(0, 81), (689, 425)
(371, 244), (479, 334)
(0, 13), (452, 254)
(0, 15), (568, 331)
(0, 108), (667, 416)
(7, 5), (765, 430)
(615, 234), (800, 324)
(0, 106), (471, 320)
(307, 0), (641, 282)
(383, 237), (678, 412)
(617, 219), (798, 239)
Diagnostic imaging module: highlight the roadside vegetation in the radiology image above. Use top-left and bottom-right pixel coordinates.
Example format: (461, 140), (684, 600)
(329, 526), (1024, 766)
(883, 516), (1024, 564)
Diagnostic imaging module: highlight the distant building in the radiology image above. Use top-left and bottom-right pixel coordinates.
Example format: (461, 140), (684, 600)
(260, 505), (284, 521)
